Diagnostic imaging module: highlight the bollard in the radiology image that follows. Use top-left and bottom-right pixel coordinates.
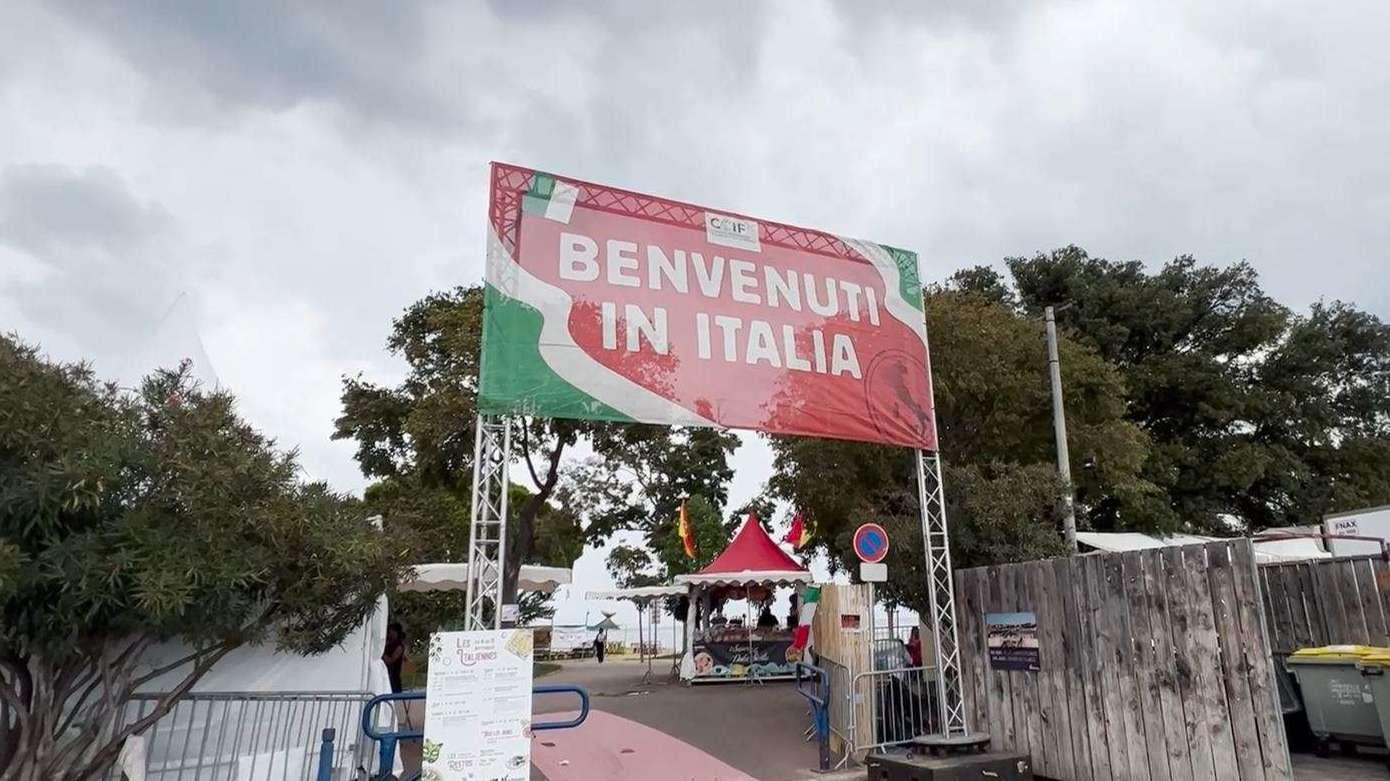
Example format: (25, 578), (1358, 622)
(315, 728), (336, 781)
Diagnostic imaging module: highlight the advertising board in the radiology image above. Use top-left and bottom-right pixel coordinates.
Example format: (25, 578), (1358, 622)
(1324, 504), (1390, 556)
(480, 163), (937, 450)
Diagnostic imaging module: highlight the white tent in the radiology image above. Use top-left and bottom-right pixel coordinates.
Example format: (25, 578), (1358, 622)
(398, 562), (572, 594)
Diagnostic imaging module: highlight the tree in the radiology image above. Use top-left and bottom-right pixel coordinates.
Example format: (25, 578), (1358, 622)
(334, 287), (590, 607)
(602, 494), (730, 588)
(567, 430), (739, 580)
(1007, 248), (1390, 530)
(767, 287), (1156, 612)
(0, 337), (405, 780)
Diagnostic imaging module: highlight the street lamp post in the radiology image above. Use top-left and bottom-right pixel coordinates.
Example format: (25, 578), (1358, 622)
(1045, 305), (1079, 554)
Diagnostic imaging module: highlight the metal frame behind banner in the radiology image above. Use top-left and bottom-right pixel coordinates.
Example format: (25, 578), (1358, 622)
(916, 450), (967, 738)
(465, 415), (511, 630)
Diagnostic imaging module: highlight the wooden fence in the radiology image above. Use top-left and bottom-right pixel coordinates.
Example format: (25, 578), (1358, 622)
(1259, 553), (1390, 656)
(954, 540), (1292, 781)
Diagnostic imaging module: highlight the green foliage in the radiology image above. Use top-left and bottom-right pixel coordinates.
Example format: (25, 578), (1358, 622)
(768, 287), (1156, 613)
(566, 429), (739, 579)
(0, 336), (406, 778)
(1008, 248), (1390, 530)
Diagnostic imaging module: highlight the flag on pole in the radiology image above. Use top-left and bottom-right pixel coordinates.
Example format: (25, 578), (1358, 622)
(782, 512), (812, 549)
(790, 585), (821, 653)
(677, 500), (696, 559)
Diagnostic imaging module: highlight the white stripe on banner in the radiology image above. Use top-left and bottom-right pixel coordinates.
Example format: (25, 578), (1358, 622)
(544, 180), (578, 224)
(486, 225), (717, 426)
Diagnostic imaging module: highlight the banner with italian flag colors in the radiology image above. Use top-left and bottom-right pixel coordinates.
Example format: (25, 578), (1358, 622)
(791, 585), (821, 652)
(479, 163), (938, 451)
(677, 500), (696, 559)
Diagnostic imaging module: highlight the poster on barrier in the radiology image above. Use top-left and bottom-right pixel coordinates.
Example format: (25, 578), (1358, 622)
(423, 629), (534, 781)
(986, 612), (1040, 671)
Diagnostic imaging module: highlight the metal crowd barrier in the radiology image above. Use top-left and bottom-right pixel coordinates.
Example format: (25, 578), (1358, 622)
(360, 684), (591, 781)
(793, 662), (831, 772)
(851, 664), (938, 752)
(816, 655), (854, 769)
(114, 690), (383, 780)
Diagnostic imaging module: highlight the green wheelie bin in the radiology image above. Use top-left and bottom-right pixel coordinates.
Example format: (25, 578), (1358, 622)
(1357, 648), (1390, 769)
(1286, 645), (1382, 756)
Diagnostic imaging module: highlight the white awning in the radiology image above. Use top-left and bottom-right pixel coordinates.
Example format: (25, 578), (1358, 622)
(585, 585), (688, 602)
(674, 569), (814, 588)
(399, 562), (572, 594)
(1075, 532), (1332, 563)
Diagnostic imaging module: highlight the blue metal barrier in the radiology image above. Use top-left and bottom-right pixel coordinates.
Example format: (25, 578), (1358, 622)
(794, 662), (832, 772)
(360, 684), (590, 779)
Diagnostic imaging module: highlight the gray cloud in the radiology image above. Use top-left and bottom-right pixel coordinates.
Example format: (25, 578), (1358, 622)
(4, 0), (1390, 500)
(0, 164), (184, 361)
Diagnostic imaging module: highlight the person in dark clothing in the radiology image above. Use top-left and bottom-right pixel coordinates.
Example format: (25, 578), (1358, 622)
(787, 593), (800, 630)
(382, 622), (407, 693)
(593, 627), (608, 663)
(757, 606), (779, 629)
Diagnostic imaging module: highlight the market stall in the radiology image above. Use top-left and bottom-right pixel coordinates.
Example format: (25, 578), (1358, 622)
(675, 515), (813, 683)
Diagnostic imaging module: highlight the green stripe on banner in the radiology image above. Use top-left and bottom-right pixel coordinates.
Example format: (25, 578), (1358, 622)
(802, 585), (821, 605)
(882, 245), (923, 313)
(477, 284), (634, 422)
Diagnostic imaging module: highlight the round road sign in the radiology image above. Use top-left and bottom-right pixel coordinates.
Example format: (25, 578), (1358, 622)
(853, 523), (890, 564)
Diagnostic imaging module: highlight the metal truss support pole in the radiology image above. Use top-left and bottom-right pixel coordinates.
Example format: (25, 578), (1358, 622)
(465, 415), (511, 630)
(916, 450), (968, 737)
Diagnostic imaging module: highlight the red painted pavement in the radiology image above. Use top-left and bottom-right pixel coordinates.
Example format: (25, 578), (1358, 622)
(532, 709), (759, 781)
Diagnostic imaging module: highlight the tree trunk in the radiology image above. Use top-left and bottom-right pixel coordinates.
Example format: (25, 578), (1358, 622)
(503, 429), (568, 605)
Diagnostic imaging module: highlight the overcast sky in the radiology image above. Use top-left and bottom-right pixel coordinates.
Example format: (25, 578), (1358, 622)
(3, 1), (1388, 626)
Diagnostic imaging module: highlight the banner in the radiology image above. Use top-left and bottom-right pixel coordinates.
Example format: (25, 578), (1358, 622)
(480, 163), (937, 450)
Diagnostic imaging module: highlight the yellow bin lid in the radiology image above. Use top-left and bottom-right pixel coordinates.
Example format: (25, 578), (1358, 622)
(1359, 648), (1390, 666)
(1289, 644), (1379, 662)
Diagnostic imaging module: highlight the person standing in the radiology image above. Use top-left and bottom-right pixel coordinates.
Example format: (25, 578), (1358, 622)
(383, 622), (407, 693)
(594, 627), (608, 663)
(906, 626), (924, 668)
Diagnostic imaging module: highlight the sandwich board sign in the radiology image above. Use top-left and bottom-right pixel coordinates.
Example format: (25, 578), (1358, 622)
(422, 629), (534, 781)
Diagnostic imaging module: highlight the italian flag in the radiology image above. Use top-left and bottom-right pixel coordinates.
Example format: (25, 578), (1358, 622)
(791, 585), (821, 651)
(678, 500), (696, 559)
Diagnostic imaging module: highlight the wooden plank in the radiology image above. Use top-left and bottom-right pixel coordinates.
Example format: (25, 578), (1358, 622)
(988, 564), (1019, 754)
(1023, 558), (1050, 772)
(1187, 543), (1239, 780)
(1056, 556), (1095, 781)
(1312, 560), (1350, 644)
(1206, 542), (1264, 781)
(1144, 548), (1193, 781)
(1164, 544), (1216, 780)
(1078, 554), (1113, 780)
(1354, 558), (1388, 646)
(1232, 540), (1294, 781)
(1337, 559), (1371, 642)
(1094, 554), (1132, 777)
(1041, 559), (1079, 781)
(1273, 565), (1313, 651)
(1027, 560), (1065, 780)
(1012, 563), (1046, 773)
(1006, 558), (1039, 767)
(959, 568), (991, 736)
(1260, 566), (1295, 657)
(1111, 552), (1150, 781)
(1297, 561), (1328, 646)
(1372, 558), (1390, 646)
(1122, 549), (1170, 781)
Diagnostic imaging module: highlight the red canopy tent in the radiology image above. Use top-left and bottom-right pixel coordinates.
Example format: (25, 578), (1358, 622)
(675, 515), (812, 682)
(676, 513), (811, 588)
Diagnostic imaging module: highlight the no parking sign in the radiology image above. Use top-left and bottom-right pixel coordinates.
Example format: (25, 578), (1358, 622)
(852, 523), (890, 564)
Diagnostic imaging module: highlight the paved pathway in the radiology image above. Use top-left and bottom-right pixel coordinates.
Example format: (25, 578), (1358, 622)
(531, 659), (823, 781)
